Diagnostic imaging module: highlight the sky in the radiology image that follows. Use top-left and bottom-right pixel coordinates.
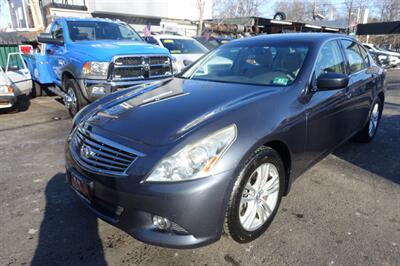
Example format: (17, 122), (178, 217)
(0, 0), (12, 29)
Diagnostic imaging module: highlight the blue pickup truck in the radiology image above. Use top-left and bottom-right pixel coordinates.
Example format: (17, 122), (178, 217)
(24, 17), (173, 116)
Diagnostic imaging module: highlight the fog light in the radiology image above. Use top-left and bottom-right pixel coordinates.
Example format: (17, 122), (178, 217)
(91, 86), (106, 95)
(152, 215), (171, 230)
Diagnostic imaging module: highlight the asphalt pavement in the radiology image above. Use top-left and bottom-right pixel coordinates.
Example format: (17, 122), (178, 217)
(0, 70), (399, 266)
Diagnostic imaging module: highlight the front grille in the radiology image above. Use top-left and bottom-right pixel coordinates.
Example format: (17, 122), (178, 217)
(71, 126), (138, 175)
(113, 68), (143, 79)
(111, 55), (173, 81)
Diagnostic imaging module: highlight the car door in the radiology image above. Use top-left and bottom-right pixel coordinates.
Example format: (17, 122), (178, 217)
(5, 53), (32, 95)
(46, 22), (66, 87)
(339, 40), (374, 136)
(304, 40), (349, 165)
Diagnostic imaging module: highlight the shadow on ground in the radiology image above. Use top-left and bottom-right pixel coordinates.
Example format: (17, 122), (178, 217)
(31, 173), (107, 266)
(334, 114), (400, 185)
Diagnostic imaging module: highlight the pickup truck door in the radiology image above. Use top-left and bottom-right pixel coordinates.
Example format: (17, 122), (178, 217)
(339, 40), (375, 136)
(304, 40), (349, 165)
(5, 53), (32, 95)
(45, 22), (66, 87)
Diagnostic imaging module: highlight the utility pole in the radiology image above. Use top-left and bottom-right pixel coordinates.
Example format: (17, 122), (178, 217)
(347, 0), (353, 34)
(313, 0), (317, 20)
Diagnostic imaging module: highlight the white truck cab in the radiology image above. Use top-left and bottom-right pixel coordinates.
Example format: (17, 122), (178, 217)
(145, 34), (209, 72)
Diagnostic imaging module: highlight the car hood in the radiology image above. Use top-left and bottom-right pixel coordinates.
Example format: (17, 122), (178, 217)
(83, 78), (278, 146)
(377, 50), (400, 57)
(173, 53), (203, 62)
(68, 40), (170, 61)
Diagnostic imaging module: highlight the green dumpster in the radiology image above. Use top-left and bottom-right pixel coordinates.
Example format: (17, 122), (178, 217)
(0, 42), (19, 69)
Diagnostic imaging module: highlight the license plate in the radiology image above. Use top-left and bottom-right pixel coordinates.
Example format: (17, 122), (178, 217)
(70, 172), (92, 201)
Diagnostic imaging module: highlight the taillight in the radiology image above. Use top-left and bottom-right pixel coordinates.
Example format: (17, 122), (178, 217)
(18, 45), (33, 55)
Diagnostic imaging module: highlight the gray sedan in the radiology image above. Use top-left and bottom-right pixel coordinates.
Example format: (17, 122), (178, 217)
(66, 33), (385, 248)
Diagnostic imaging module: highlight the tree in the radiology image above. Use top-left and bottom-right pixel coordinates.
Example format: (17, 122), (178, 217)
(213, 0), (261, 18)
(344, 0), (372, 25)
(374, 0), (400, 22)
(196, 0), (206, 35)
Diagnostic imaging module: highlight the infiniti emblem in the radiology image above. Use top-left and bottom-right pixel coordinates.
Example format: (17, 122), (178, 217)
(80, 145), (96, 159)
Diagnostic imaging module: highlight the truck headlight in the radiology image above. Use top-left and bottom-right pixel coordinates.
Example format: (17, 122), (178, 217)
(83, 62), (109, 79)
(145, 125), (237, 182)
(0, 85), (13, 94)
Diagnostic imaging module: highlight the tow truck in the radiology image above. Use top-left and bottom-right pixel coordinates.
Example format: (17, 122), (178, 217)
(23, 17), (173, 117)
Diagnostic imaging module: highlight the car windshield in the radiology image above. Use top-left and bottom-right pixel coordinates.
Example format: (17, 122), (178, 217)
(180, 44), (309, 86)
(67, 21), (142, 42)
(160, 38), (208, 54)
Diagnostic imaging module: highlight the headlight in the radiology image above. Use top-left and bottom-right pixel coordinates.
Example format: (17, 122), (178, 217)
(82, 62), (109, 79)
(0, 85), (13, 94)
(145, 124), (237, 182)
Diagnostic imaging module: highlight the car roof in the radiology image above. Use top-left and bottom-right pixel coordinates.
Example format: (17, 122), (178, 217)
(59, 17), (124, 24)
(226, 33), (352, 47)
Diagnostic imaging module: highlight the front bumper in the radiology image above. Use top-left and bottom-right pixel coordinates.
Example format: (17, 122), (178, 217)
(78, 78), (169, 102)
(0, 94), (16, 109)
(65, 144), (234, 248)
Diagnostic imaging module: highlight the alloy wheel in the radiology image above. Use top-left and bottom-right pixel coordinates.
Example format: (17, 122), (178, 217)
(368, 103), (380, 137)
(66, 87), (78, 115)
(239, 163), (280, 231)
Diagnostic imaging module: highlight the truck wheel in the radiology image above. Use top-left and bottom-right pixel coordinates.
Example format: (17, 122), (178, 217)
(31, 81), (42, 98)
(64, 78), (87, 117)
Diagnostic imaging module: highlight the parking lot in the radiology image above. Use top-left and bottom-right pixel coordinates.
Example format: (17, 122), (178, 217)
(0, 70), (399, 266)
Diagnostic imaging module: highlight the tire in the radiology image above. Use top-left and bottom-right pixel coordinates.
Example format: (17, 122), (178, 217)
(30, 81), (42, 98)
(64, 78), (88, 118)
(353, 97), (383, 143)
(224, 146), (285, 243)
(273, 12), (286, 21)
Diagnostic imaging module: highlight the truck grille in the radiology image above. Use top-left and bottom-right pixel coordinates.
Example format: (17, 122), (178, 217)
(111, 55), (173, 81)
(70, 126), (138, 175)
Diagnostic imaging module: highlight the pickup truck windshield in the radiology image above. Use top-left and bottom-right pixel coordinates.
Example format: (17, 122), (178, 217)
(67, 21), (142, 42)
(181, 44), (309, 86)
(160, 38), (208, 54)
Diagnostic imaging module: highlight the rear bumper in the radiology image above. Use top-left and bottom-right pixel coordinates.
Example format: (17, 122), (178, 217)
(0, 94), (16, 109)
(65, 144), (235, 248)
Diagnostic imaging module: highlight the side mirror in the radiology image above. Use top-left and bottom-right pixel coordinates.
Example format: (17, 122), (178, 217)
(183, 59), (194, 66)
(37, 33), (64, 45)
(316, 73), (349, 91)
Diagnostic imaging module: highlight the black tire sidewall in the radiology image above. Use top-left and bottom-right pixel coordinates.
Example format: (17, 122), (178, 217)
(227, 147), (285, 243)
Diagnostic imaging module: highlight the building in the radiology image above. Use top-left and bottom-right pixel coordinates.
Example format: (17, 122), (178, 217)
(89, 0), (212, 22)
(1, 0), (44, 31)
(89, 0), (213, 36)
